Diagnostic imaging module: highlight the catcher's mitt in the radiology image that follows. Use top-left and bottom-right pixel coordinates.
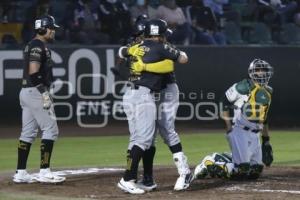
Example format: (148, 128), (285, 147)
(261, 136), (273, 167)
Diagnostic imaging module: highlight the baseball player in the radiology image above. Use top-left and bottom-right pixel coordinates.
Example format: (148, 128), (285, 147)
(110, 14), (148, 80)
(116, 21), (192, 192)
(134, 33), (193, 192)
(117, 19), (188, 194)
(13, 15), (65, 184)
(193, 59), (274, 181)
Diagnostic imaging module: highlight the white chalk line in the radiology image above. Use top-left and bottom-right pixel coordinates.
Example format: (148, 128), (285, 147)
(224, 186), (300, 194)
(31, 167), (124, 177)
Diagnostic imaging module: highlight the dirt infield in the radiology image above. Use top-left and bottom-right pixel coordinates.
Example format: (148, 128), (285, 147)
(1, 166), (300, 200)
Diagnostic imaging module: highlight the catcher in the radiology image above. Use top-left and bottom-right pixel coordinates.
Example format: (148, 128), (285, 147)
(194, 59), (274, 181)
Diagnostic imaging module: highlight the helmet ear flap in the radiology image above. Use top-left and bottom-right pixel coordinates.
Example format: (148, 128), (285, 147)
(37, 27), (47, 35)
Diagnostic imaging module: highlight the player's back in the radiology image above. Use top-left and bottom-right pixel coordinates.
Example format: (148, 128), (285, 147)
(134, 40), (179, 91)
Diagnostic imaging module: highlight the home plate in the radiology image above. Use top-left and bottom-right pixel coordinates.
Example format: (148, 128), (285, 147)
(31, 168), (124, 178)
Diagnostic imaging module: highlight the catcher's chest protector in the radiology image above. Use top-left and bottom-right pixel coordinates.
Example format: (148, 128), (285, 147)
(243, 85), (272, 123)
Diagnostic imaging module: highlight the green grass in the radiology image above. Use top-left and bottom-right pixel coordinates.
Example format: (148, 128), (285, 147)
(0, 131), (299, 172)
(0, 193), (90, 200)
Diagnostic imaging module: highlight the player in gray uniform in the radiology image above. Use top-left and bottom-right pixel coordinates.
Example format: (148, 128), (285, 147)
(193, 59), (274, 181)
(13, 15), (65, 184)
(137, 32), (192, 192)
(117, 19), (188, 194)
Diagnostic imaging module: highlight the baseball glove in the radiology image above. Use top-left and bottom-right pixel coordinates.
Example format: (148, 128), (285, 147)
(261, 136), (273, 167)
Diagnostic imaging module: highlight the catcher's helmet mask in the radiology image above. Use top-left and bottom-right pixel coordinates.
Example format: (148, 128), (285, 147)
(35, 15), (59, 35)
(248, 59), (274, 86)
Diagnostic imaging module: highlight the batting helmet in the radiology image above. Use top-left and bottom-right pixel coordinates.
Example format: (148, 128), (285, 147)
(248, 59), (274, 86)
(34, 15), (60, 35)
(165, 28), (173, 39)
(144, 19), (168, 37)
(133, 14), (148, 36)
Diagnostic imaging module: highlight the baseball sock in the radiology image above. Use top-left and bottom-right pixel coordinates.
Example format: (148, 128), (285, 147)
(40, 139), (54, 169)
(169, 143), (182, 154)
(17, 140), (32, 170)
(143, 146), (156, 177)
(124, 145), (144, 181)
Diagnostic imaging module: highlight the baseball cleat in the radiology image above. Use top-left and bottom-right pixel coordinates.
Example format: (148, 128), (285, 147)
(174, 172), (193, 191)
(34, 168), (66, 183)
(117, 178), (145, 194)
(136, 175), (157, 191)
(13, 170), (36, 183)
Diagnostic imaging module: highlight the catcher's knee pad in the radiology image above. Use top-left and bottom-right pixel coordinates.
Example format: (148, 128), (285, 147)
(248, 164), (264, 180)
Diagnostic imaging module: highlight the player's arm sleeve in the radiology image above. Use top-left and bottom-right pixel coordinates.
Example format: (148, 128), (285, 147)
(28, 44), (47, 94)
(29, 46), (43, 64)
(160, 43), (181, 61)
(144, 59), (174, 73)
(220, 93), (234, 132)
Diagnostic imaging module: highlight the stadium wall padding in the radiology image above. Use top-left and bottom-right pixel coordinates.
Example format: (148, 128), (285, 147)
(0, 46), (299, 127)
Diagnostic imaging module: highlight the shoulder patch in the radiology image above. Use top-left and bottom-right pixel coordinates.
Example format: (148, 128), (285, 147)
(29, 46), (43, 62)
(30, 47), (42, 57)
(235, 79), (250, 95)
(163, 43), (179, 55)
(30, 47), (42, 53)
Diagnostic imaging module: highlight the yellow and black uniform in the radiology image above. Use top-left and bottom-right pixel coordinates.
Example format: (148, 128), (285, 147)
(22, 39), (53, 88)
(132, 40), (180, 91)
(120, 39), (181, 184)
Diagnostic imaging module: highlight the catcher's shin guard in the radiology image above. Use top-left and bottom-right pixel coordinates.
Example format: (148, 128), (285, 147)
(212, 153), (232, 163)
(193, 155), (214, 179)
(193, 162), (208, 180)
(209, 162), (234, 179)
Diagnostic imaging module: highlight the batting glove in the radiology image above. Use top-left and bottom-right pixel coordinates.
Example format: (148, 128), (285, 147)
(131, 56), (145, 74)
(127, 44), (145, 57)
(42, 91), (53, 110)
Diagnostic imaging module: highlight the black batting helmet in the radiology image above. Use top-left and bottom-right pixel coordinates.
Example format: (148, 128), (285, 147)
(136, 14), (148, 23)
(144, 19), (168, 37)
(34, 15), (60, 35)
(133, 14), (148, 36)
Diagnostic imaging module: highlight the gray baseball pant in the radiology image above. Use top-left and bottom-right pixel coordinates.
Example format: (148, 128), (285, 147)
(19, 87), (59, 143)
(123, 86), (156, 151)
